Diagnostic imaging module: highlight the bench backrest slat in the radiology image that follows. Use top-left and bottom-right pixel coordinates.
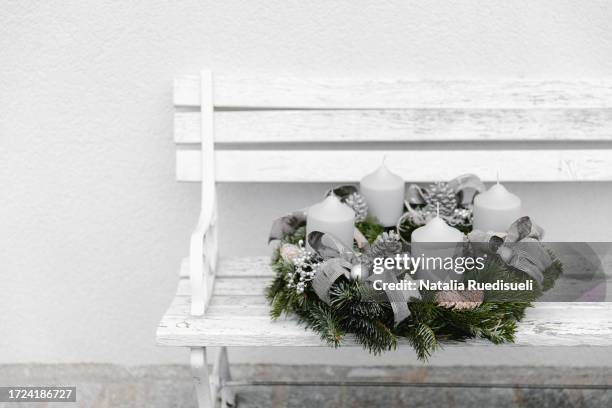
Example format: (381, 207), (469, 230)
(174, 72), (612, 182)
(175, 75), (612, 109)
(175, 109), (612, 144)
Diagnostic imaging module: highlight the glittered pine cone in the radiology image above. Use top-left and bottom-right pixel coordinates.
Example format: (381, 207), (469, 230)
(344, 192), (368, 223)
(435, 289), (484, 310)
(423, 182), (458, 217)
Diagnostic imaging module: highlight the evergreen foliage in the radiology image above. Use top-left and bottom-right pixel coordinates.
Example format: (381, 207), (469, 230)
(266, 222), (563, 360)
(355, 216), (386, 243)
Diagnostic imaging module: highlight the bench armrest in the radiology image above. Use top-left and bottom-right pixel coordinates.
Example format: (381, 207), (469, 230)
(189, 205), (218, 316)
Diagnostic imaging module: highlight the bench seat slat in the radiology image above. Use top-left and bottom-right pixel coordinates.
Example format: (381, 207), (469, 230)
(180, 256), (275, 278)
(158, 302), (612, 347)
(164, 295), (269, 318)
(157, 256), (612, 348)
(176, 277), (270, 297)
(175, 109), (612, 144)
(176, 149), (612, 182)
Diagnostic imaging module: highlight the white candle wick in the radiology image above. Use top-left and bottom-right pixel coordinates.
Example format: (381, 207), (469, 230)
(436, 202), (440, 218)
(496, 171), (500, 185)
(382, 154), (387, 166)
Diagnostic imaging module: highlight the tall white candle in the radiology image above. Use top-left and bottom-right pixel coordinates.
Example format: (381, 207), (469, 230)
(306, 195), (355, 249)
(472, 181), (522, 233)
(360, 162), (405, 227)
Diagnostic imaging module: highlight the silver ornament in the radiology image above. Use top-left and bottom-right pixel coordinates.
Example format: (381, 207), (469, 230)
(350, 263), (363, 281)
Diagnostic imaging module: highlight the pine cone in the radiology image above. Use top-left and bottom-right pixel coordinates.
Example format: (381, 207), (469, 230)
(423, 182), (458, 217)
(435, 290), (484, 310)
(344, 192), (368, 223)
(361, 231), (404, 275)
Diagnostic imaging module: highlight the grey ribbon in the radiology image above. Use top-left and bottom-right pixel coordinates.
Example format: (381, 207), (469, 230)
(307, 231), (359, 303)
(268, 210), (307, 244)
(366, 268), (416, 325)
(326, 185), (359, 200)
(468, 216), (553, 286)
(307, 231), (417, 325)
(313, 258), (354, 303)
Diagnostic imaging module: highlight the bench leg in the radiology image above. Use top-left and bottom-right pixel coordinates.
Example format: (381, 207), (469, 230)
(191, 347), (214, 408)
(213, 346), (236, 407)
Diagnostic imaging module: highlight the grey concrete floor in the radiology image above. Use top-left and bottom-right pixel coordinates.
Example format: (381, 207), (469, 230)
(1, 364), (611, 407)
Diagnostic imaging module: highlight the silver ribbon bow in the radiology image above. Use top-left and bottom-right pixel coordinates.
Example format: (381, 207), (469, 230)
(307, 231), (419, 326)
(467, 216), (553, 286)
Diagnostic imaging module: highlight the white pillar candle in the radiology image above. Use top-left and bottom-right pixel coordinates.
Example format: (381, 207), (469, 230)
(411, 213), (465, 282)
(411, 216), (465, 243)
(306, 195), (355, 249)
(360, 162), (405, 227)
(472, 182), (522, 233)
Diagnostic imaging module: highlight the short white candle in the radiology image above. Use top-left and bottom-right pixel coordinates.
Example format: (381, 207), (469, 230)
(411, 215), (465, 243)
(360, 161), (405, 227)
(411, 209), (464, 282)
(472, 181), (522, 233)
(306, 194), (355, 249)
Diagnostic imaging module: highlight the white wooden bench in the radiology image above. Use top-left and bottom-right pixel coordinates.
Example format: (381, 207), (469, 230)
(157, 71), (612, 407)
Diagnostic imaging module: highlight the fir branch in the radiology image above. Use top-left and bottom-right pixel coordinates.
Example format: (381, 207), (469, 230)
(405, 321), (439, 360)
(349, 318), (397, 354)
(329, 281), (389, 319)
(356, 216), (386, 244)
(302, 303), (345, 347)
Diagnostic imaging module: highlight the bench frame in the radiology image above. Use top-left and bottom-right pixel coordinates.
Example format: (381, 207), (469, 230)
(161, 70), (612, 408)
(189, 71), (230, 407)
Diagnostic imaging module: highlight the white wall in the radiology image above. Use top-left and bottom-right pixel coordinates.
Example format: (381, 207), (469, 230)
(2, 0), (612, 366)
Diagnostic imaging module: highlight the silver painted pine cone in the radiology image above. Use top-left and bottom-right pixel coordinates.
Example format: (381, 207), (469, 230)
(344, 192), (368, 222)
(423, 182), (457, 217)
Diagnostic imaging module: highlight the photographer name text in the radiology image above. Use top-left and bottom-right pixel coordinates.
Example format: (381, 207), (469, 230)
(372, 279), (534, 292)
